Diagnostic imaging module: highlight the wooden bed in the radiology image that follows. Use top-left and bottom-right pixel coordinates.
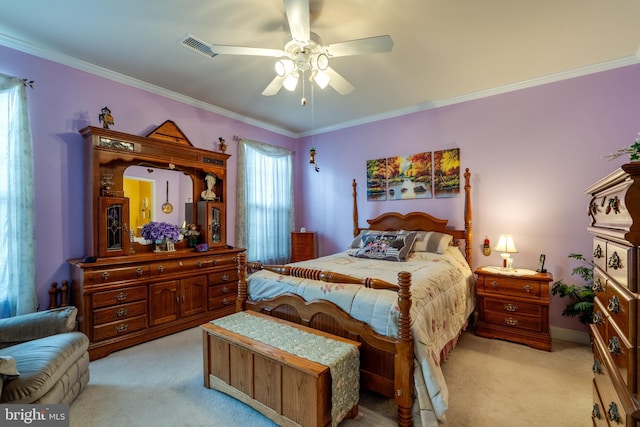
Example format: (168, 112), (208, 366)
(236, 168), (473, 427)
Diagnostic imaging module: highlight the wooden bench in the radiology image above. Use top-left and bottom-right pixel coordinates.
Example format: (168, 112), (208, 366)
(201, 311), (361, 427)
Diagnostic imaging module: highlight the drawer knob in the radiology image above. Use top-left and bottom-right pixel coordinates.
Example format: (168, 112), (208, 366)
(504, 317), (518, 326)
(222, 297), (231, 306)
(607, 336), (622, 355)
(607, 296), (621, 314)
(592, 359), (602, 375)
(490, 280), (499, 288)
(523, 285), (533, 293)
(221, 286), (229, 294)
(115, 308), (128, 318)
(607, 252), (621, 270)
(504, 303), (518, 312)
(592, 277), (604, 293)
(593, 311), (605, 326)
(593, 244), (603, 259)
(607, 402), (620, 423)
(136, 267), (144, 277)
(196, 261), (202, 268)
(221, 274), (230, 281)
(157, 265), (164, 273)
(591, 403), (601, 420)
(114, 292), (128, 301)
(102, 271), (110, 280)
(115, 323), (129, 334)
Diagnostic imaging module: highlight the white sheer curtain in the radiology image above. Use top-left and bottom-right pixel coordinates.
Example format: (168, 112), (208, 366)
(0, 74), (37, 317)
(236, 139), (293, 264)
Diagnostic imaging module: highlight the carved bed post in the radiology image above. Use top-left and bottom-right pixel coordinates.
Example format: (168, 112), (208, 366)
(463, 168), (472, 269)
(352, 178), (359, 237)
(236, 251), (247, 312)
(395, 271), (414, 427)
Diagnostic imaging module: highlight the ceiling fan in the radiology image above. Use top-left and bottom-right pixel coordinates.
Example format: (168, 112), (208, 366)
(178, 0), (393, 97)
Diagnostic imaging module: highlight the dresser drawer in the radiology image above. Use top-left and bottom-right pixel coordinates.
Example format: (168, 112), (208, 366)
(591, 380), (608, 427)
(605, 241), (636, 291)
(483, 298), (541, 317)
(589, 178), (633, 232)
(92, 285), (147, 309)
(92, 314), (147, 341)
(210, 254), (240, 267)
(93, 300), (147, 325)
(208, 293), (236, 311)
(209, 281), (237, 298)
(593, 238), (607, 273)
(85, 264), (149, 285)
(480, 275), (541, 299)
(483, 310), (542, 332)
(208, 270), (238, 285)
(604, 281), (637, 345)
(592, 297), (609, 344)
(606, 321), (636, 391)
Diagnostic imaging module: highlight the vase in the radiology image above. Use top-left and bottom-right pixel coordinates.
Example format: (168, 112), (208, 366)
(154, 239), (166, 252)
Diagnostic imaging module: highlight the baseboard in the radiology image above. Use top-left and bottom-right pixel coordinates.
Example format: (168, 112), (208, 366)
(550, 326), (590, 346)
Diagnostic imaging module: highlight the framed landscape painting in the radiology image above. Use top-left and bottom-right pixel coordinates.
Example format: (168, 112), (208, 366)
(434, 148), (460, 198)
(366, 158), (387, 201)
(386, 152), (432, 200)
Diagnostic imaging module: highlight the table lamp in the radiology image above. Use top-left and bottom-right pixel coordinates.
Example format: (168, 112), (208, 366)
(494, 234), (518, 269)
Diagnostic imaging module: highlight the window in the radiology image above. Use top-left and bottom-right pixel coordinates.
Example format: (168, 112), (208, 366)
(236, 139), (293, 264)
(0, 75), (37, 317)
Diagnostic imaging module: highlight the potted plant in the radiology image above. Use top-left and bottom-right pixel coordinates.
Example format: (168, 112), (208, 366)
(551, 253), (595, 325)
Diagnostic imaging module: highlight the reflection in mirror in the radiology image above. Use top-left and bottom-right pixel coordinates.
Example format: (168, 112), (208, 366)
(124, 166), (194, 243)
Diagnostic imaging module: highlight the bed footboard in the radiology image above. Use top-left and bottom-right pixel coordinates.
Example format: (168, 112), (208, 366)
(236, 251), (414, 427)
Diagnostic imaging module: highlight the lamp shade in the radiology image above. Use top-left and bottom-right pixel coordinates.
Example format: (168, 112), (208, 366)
(494, 235), (518, 253)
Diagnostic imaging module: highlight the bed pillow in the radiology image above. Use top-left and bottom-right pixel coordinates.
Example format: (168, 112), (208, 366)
(411, 231), (453, 254)
(352, 231), (418, 261)
(348, 230), (383, 249)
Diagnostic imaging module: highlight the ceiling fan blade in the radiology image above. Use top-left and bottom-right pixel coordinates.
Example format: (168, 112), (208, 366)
(326, 35), (393, 58)
(179, 34), (285, 58)
(284, 0), (310, 44)
(325, 67), (354, 95)
(262, 75), (285, 96)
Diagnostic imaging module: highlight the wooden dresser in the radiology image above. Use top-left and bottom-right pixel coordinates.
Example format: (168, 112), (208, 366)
(586, 163), (640, 425)
(70, 248), (242, 360)
(291, 231), (318, 262)
(70, 122), (244, 360)
(474, 266), (552, 351)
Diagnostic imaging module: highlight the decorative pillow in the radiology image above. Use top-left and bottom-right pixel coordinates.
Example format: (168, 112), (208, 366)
(352, 231), (417, 261)
(348, 230), (383, 249)
(411, 231), (453, 254)
(0, 356), (20, 393)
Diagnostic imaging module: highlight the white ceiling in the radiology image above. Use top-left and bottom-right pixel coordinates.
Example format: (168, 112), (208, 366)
(1, 0), (639, 137)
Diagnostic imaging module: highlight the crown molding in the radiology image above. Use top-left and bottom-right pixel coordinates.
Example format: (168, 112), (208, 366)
(3, 32), (638, 140)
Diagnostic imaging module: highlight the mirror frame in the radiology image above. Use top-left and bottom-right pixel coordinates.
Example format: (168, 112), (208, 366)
(80, 124), (229, 257)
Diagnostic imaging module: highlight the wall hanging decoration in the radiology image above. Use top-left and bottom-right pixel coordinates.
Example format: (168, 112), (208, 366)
(434, 148), (460, 198)
(386, 152), (432, 200)
(366, 158), (387, 201)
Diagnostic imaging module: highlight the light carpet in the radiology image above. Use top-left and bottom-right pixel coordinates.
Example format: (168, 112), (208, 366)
(69, 325), (592, 426)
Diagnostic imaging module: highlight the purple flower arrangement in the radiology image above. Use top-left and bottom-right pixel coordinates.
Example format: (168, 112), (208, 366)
(141, 221), (180, 242)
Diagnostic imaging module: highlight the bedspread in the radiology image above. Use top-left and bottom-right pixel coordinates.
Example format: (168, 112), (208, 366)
(246, 247), (476, 425)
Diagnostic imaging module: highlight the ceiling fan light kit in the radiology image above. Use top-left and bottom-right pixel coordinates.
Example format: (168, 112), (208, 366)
(179, 0), (393, 99)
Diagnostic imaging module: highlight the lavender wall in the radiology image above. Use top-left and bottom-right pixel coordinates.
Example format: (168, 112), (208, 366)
(0, 45), (296, 312)
(295, 64), (640, 333)
(4, 42), (640, 334)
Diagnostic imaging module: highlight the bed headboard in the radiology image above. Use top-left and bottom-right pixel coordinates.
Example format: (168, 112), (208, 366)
(352, 168), (473, 268)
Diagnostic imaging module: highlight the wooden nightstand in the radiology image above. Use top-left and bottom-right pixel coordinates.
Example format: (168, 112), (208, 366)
(290, 231), (318, 262)
(474, 266), (552, 351)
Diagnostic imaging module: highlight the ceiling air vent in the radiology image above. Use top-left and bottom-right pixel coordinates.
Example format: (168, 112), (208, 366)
(178, 34), (217, 59)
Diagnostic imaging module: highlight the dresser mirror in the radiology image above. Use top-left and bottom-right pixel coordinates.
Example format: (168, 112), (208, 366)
(80, 122), (229, 258)
(123, 165), (194, 242)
